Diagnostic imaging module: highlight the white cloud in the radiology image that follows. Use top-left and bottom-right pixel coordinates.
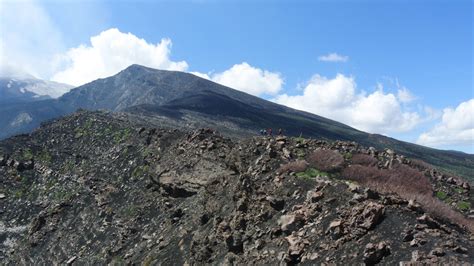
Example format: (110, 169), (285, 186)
(51, 28), (188, 86)
(318, 53), (349, 63)
(0, 0), (64, 78)
(397, 87), (416, 103)
(190, 71), (211, 80)
(191, 62), (284, 96)
(417, 99), (474, 148)
(273, 74), (421, 134)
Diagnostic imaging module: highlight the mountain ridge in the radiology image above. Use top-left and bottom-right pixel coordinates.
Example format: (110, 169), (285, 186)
(0, 110), (472, 264)
(0, 64), (472, 181)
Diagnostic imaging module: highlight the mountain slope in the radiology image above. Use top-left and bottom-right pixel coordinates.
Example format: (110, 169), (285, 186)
(0, 111), (472, 264)
(0, 64), (472, 180)
(0, 77), (73, 103)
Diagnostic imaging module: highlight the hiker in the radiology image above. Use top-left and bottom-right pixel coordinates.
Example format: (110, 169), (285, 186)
(267, 128), (273, 137)
(260, 129), (265, 136)
(278, 128), (283, 135)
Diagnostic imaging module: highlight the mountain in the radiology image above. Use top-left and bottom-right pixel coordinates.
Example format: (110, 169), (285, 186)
(0, 64), (472, 181)
(0, 111), (472, 264)
(0, 76), (73, 103)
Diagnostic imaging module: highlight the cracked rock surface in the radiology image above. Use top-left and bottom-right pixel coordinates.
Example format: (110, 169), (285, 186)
(0, 110), (472, 265)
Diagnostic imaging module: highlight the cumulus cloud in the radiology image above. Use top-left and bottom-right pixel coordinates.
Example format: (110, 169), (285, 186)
(51, 28), (188, 86)
(318, 53), (349, 63)
(273, 74), (421, 134)
(0, 0), (64, 78)
(417, 99), (474, 148)
(191, 62), (284, 97)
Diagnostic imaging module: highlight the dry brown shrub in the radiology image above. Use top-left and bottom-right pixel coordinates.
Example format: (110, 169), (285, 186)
(342, 164), (474, 233)
(351, 154), (379, 167)
(414, 194), (474, 233)
(307, 149), (344, 172)
(410, 159), (433, 172)
(342, 164), (432, 195)
(279, 160), (308, 173)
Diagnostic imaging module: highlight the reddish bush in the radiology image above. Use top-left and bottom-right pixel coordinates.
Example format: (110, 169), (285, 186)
(306, 149), (344, 172)
(415, 194), (474, 233)
(279, 160), (308, 173)
(410, 159), (433, 172)
(342, 164), (432, 196)
(342, 164), (474, 233)
(351, 154), (379, 167)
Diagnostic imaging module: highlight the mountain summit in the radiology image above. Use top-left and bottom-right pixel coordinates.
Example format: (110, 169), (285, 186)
(0, 64), (472, 180)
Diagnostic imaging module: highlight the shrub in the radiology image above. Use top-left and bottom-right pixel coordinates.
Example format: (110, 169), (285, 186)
(435, 191), (448, 200)
(457, 201), (471, 211)
(279, 160), (308, 173)
(295, 168), (328, 180)
(342, 164), (432, 196)
(307, 149), (344, 173)
(351, 154), (379, 167)
(410, 159), (433, 171)
(341, 164), (474, 233)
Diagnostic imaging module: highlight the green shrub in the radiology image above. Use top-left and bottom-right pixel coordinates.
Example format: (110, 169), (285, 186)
(296, 167), (328, 180)
(435, 191), (448, 200)
(37, 150), (52, 163)
(457, 201), (471, 211)
(22, 149), (34, 160)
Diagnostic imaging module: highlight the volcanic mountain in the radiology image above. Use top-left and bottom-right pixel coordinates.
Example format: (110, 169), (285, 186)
(0, 64), (472, 180)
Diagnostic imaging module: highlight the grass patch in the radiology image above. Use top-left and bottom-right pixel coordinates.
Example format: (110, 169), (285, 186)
(114, 128), (132, 144)
(131, 165), (150, 180)
(295, 149), (306, 159)
(122, 205), (140, 217)
(457, 201), (471, 211)
(435, 191), (448, 201)
(296, 167), (329, 180)
(344, 152), (353, 160)
(21, 149), (34, 161)
(37, 149), (52, 164)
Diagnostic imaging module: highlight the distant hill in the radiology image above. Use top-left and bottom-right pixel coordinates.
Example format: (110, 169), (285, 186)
(0, 64), (472, 180)
(0, 76), (73, 103)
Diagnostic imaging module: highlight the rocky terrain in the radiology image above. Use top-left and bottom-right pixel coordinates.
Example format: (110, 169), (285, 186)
(1, 65), (472, 181)
(0, 110), (473, 265)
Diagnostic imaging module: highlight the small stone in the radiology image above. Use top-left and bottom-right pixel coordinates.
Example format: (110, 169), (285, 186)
(417, 214), (439, 229)
(453, 246), (467, 254)
(306, 190), (323, 203)
(412, 250), (423, 262)
(0, 193), (5, 199)
(329, 220), (342, 229)
(429, 248), (445, 257)
(142, 234), (152, 240)
(363, 241), (390, 265)
(266, 196), (285, 211)
(66, 256), (77, 265)
(278, 213), (304, 233)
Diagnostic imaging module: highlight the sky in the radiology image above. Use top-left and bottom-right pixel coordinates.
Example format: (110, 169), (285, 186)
(0, 0), (473, 153)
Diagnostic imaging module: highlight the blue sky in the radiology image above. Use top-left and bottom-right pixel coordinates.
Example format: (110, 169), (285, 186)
(1, 0), (473, 152)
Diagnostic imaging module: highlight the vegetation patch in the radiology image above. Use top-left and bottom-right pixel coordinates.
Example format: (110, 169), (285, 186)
(21, 148), (34, 161)
(457, 201), (471, 211)
(131, 165), (150, 180)
(114, 128), (132, 144)
(37, 149), (52, 164)
(306, 149), (344, 173)
(296, 167), (328, 180)
(435, 191), (448, 201)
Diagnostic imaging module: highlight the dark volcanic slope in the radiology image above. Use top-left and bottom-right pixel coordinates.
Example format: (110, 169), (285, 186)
(0, 111), (473, 264)
(1, 64), (472, 180)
